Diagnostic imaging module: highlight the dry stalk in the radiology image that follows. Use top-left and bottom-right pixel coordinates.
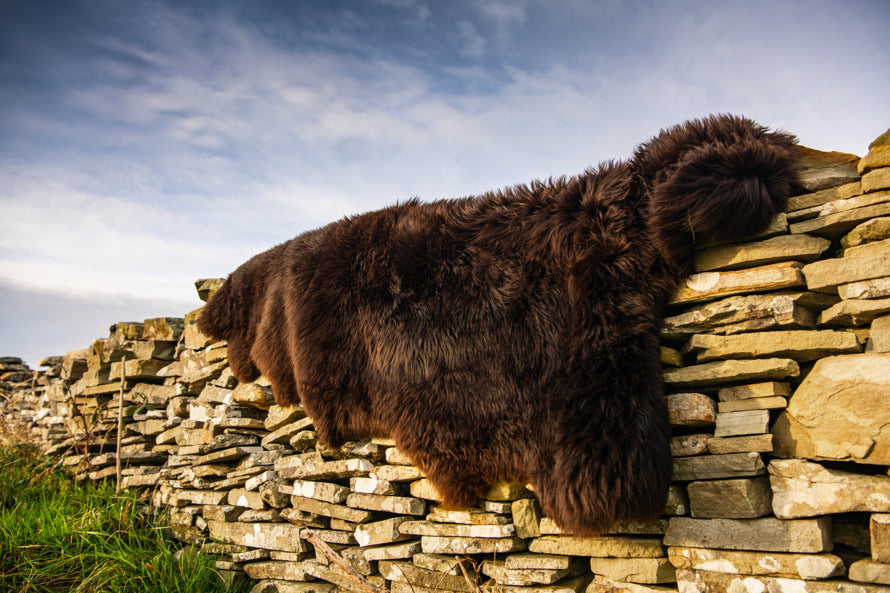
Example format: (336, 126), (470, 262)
(301, 530), (386, 593)
(115, 362), (125, 492)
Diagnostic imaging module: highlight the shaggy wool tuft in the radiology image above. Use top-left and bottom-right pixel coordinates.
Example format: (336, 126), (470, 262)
(198, 114), (799, 535)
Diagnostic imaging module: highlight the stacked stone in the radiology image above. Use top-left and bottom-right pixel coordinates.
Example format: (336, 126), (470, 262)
(4, 133), (890, 593)
(0, 356), (38, 442)
(658, 130), (890, 592)
(40, 319), (182, 483)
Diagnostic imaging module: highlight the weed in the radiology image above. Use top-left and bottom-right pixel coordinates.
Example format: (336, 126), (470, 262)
(0, 443), (248, 593)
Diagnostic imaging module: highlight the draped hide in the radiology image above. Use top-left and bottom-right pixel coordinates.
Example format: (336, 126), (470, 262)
(198, 114), (799, 535)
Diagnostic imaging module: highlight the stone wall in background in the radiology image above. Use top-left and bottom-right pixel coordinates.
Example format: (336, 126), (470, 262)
(2, 129), (890, 593)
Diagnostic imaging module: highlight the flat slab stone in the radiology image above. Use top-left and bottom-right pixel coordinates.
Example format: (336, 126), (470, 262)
(506, 554), (576, 571)
(346, 492), (427, 515)
(796, 146), (861, 192)
(354, 516), (412, 547)
(717, 396), (787, 413)
(425, 507), (511, 525)
(849, 558), (890, 586)
(718, 382), (791, 401)
(243, 561), (311, 582)
(378, 560), (475, 592)
(787, 180), (862, 212)
(421, 535), (526, 555)
(663, 358), (799, 388)
(283, 479), (349, 504)
(818, 296), (890, 326)
(676, 568), (888, 593)
(713, 409), (770, 437)
(769, 459), (890, 519)
(863, 167), (890, 193)
(802, 238), (890, 292)
(587, 558), (675, 584)
(671, 434), (711, 457)
(289, 495), (373, 523)
(860, 144), (890, 174)
(664, 517), (832, 553)
(841, 216), (890, 248)
(528, 535), (664, 558)
(585, 575), (675, 593)
(685, 330), (860, 363)
(667, 547), (844, 579)
(277, 455), (373, 480)
(483, 559), (577, 586)
(791, 190), (890, 226)
(838, 276), (890, 299)
(688, 477), (772, 519)
(771, 353), (890, 465)
(662, 292), (817, 339)
(672, 452), (765, 481)
(694, 234), (830, 272)
(207, 520), (306, 553)
(671, 262), (806, 305)
(790, 200), (890, 238)
(706, 434), (774, 455)
(399, 520), (516, 538)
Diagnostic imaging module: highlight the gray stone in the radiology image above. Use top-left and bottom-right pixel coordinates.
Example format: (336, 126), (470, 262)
(528, 535), (663, 558)
(672, 452), (765, 481)
(675, 568), (888, 593)
(420, 535), (526, 555)
(399, 520), (516, 538)
(354, 516), (412, 547)
(345, 493), (426, 515)
(667, 547), (844, 579)
(207, 520), (306, 553)
(713, 409), (770, 437)
(670, 434), (711, 457)
(687, 477), (772, 519)
(588, 558), (675, 584)
(664, 517), (832, 553)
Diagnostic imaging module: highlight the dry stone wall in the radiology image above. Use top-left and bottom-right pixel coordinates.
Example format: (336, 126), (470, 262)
(3, 129), (890, 593)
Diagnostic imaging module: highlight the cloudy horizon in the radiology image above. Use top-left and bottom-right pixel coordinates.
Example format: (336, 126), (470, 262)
(2, 0), (888, 368)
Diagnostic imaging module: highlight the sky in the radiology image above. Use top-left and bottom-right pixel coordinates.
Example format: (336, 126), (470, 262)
(1, 0), (889, 368)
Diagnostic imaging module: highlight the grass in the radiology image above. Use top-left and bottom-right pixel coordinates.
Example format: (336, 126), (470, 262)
(0, 442), (250, 593)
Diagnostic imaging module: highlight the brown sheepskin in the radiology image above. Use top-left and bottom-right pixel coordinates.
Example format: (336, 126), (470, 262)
(198, 114), (799, 535)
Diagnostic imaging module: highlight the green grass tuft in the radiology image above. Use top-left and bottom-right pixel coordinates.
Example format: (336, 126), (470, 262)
(0, 442), (250, 593)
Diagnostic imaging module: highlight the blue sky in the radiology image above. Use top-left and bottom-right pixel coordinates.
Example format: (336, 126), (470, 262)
(1, 0), (889, 368)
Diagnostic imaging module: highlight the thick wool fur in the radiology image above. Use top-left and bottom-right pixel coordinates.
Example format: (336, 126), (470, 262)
(198, 115), (799, 535)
